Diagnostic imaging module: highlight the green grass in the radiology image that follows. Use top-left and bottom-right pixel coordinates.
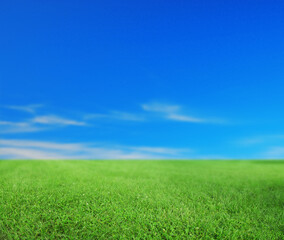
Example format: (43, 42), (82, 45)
(0, 160), (283, 239)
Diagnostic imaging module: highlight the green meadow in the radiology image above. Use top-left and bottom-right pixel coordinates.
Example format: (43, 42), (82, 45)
(0, 160), (283, 239)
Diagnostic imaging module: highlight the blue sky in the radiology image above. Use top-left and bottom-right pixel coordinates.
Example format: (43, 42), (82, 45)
(1, 0), (284, 159)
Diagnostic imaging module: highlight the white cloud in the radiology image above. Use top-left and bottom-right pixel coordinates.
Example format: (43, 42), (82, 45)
(84, 102), (225, 124)
(129, 146), (190, 155)
(32, 115), (86, 126)
(0, 139), (191, 159)
(6, 104), (43, 114)
(0, 139), (83, 151)
(85, 111), (144, 122)
(237, 135), (284, 146)
(2, 103), (87, 133)
(167, 114), (204, 123)
(142, 102), (210, 123)
(141, 102), (227, 124)
(1, 101), (225, 136)
(142, 103), (181, 113)
(0, 148), (66, 159)
(0, 115), (86, 134)
(0, 121), (43, 133)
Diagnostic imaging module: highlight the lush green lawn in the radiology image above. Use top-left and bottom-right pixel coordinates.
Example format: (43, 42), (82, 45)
(0, 160), (283, 239)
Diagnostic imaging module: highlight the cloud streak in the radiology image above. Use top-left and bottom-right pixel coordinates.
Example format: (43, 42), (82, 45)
(6, 104), (43, 114)
(129, 146), (189, 155)
(142, 103), (181, 113)
(142, 102), (224, 123)
(85, 111), (144, 122)
(238, 135), (284, 146)
(0, 116), (86, 134)
(1, 101), (226, 135)
(167, 114), (204, 123)
(84, 102), (225, 124)
(1, 104), (87, 133)
(0, 121), (43, 133)
(0, 139), (191, 159)
(32, 115), (86, 126)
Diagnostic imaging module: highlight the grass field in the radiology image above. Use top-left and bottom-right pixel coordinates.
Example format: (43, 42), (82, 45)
(0, 160), (283, 239)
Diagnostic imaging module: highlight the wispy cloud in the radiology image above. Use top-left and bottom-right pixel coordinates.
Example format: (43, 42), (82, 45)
(237, 135), (284, 146)
(1, 101), (225, 135)
(0, 115), (86, 134)
(234, 135), (284, 159)
(142, 103), (181, 113)
(167, 114), (204, 123)
(0, 148), (68, 159)
(1, 104), (86, 133)
(32, 115), (86, 126)
(129, 146), (189, 155)
(0, 139), (83, 151)
(84, 102), (225, 124)
(6, 104), (43, 114)
(0, 121), (43, 133)
(141, 102), (224, 123)
(85, 111), (144, 122)
(0, 139), (191, 159)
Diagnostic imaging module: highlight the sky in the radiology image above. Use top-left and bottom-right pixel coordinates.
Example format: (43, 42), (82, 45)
(1, 0), (284, 159)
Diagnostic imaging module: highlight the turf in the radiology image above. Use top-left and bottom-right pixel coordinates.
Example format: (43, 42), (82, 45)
(0, 160), (283, 239)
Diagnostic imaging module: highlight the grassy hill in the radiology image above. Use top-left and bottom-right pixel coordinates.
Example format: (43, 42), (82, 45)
(0, 160), (283, 239)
